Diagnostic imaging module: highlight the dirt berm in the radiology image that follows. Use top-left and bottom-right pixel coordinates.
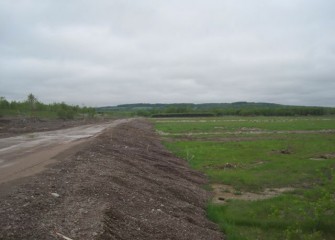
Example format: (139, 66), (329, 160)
(0, 119), (224, 240)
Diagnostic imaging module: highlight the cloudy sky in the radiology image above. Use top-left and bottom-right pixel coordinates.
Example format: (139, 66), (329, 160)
(1, 0), (334, 107)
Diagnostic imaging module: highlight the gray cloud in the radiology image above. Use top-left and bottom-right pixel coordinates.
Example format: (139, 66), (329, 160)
(1, 0), (334, 106)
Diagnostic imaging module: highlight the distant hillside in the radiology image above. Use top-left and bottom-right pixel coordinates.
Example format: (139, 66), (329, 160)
(96, 102), (335, 117)
(98, 102), (284, 111)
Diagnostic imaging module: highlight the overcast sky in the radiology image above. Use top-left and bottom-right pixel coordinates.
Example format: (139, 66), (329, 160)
(1, 0), (334, 107)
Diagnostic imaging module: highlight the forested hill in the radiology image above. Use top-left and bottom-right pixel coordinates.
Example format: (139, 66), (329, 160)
(98, 102), (285, 110)
(115, 102), (282, 109)
(97, 102), (335, 117)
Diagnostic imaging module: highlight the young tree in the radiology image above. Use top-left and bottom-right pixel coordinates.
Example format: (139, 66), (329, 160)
(26, 93), (38, 117)
(27, 93), (37, 110)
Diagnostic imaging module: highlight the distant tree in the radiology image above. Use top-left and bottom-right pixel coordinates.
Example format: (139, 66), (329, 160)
(0, 97), (9, 117)
(56, 102), (74, 120)
(26, 93), (38, 117)
(26, 93), (38, 111)
(0, 97), (10, 109)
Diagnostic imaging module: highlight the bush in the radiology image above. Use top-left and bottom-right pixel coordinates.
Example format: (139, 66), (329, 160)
(57, 109), (75, 120)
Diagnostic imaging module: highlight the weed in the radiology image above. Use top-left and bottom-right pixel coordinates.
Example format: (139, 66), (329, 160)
(233, 191), (242, 196)
(185, 149), (194, 162)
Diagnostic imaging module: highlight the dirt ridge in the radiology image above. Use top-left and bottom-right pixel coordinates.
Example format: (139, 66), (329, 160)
(0, 119), (223, 240)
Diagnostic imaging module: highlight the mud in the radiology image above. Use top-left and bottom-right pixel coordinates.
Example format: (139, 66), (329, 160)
(212, 184), (295, 204)
(0, 119), (223, 240)
(310, 152), (335, 161)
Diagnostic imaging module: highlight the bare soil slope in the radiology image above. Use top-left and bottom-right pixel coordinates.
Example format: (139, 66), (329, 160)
(0, 119), (223, 240)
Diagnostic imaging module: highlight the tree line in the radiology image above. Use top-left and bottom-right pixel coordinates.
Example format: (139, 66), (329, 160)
(0, 94), (96, 119)
(131, 105), (335, 117)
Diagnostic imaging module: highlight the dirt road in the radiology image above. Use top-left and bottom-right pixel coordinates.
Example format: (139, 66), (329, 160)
(0, 119), (129, 185)
(0, 119), (223, 240)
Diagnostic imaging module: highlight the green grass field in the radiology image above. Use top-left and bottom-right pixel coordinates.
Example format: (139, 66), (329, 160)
(153, 117), (335, 240)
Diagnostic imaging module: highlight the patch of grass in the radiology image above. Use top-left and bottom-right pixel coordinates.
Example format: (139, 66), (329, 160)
(154, 116), (335, 239)
(164, 134), (335, 191)
(207, 184), (335, 240)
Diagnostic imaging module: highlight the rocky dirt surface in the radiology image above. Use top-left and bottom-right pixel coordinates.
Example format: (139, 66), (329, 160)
(0, 119), (224, 240)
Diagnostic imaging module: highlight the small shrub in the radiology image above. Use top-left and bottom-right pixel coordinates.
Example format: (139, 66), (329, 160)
(57, 109), (75, 120)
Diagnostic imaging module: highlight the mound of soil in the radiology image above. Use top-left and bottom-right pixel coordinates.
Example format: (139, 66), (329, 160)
(0, 119), (223, 240)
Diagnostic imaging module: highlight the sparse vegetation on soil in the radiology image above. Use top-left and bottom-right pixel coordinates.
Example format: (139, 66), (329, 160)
(154, 116), (335, 240)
